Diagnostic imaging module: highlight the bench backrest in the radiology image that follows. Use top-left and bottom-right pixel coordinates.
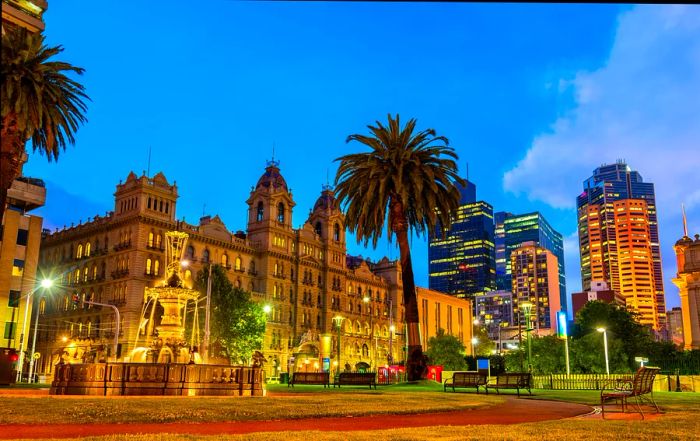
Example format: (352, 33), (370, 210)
(339, 372), (375, 381)
(292, 372), (329, 382)
(497, 373), (531, 387)
(453, 372), (487, 384)
(631, 367), (660, 396)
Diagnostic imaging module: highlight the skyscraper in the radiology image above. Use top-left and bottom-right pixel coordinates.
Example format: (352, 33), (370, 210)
(495, 212), (567, 312)
(428, 179), (496, 303)
(577, 161), (666, 330)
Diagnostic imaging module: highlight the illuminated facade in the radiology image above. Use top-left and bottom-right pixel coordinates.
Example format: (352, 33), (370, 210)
(33, 164), (413, 378)
(474, 289), (513, 341)
(428, 179), (496, 302)
(417, 287), (474, 355)
(510, 241), (560, 333)
(494, 211), (513, 290)
(0, 155), (45, 362)
(666, 307), (684, 347)
(673, 232), (700, 350)
(577, 161), (666, 330)
(497, 212), (566, 312)
(1, 0), (47, 34)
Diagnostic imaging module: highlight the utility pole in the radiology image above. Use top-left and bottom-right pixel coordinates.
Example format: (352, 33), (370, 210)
(203, 264), (212, 363)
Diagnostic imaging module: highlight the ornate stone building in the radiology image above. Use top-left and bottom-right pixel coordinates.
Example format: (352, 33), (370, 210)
(34, 162), (415, 378)
(673, 231), (700, 350)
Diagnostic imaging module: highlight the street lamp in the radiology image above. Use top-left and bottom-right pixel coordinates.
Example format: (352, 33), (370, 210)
(388, 324), (395, 365)
(15, 279), (53, 383)
(332, 315), (345, 375)
(471, 337), (479, 357)
(363, 296), (373, 369)
(28, 278), (54, 383)
(519, 301), (533, 372)
(597, 327), (610, 375)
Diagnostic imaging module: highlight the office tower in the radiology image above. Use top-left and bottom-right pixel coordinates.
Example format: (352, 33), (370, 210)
(577, 161), (666, 330)
(428, 179), (496, 302)
(495, 212), (566, 312)
(511, 242), (561, 334)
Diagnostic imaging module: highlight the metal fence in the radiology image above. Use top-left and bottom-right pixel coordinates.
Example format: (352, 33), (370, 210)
(532, 373), (632, 390)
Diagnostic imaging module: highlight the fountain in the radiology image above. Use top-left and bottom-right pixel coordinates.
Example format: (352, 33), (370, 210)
(50, 231), (264, 396)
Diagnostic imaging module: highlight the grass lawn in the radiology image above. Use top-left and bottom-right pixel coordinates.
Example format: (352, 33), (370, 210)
(2, 383), (699, 440)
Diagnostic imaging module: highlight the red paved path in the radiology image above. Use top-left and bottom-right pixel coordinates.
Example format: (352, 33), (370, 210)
(0, 397), (593, 439)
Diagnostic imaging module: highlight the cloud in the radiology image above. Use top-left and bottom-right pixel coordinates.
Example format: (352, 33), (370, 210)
(504, 5), (700, 215)
(503, 5), (700, 309)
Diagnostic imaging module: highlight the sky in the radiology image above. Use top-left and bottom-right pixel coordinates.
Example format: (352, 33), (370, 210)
(24, 2), (700, 314)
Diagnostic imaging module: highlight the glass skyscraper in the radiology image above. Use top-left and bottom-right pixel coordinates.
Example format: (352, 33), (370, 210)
(428, 179), (496, 303)
(576, 161), (665, 329)
(494, 211), (567, 312)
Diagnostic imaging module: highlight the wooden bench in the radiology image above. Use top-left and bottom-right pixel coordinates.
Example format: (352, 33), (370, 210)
(288, 372), (330, 388)
(485, 373), (532, 397)
(601, 366), (660, 419)
(334, 372), (377, 389)
(443, 371), (488, 393)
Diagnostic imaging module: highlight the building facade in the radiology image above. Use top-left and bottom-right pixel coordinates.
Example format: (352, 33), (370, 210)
(33, 164), (423, 378)
(1, 0), (47, 34)
(666, 307), (684, 347)
(428, 179), (496, 304)
(497, 212), (567, 313)
(0, 155), (45, 375)
(417, 287), (474, 355)
(577, 161), (666, 330)
(673, 232), (700, 350)
(510, 241), (561, 334)
(571, 280), (624, 319)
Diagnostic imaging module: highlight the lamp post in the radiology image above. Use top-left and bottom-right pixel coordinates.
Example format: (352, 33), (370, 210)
(363, 296), (373, 368)
(597, 327), (610, 375)
(28, 279), (54, 383)
(520, 301), (533, 372)
(15, 280), (53, 383)
(333, 315), (344, 375)
(203, 264), (212, 364)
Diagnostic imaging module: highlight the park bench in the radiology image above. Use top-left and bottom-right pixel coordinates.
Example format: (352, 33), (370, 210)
(334, 372), (377, 389)
(443, 371), (488, 393)
(485, 372), (532, 397)
(288, 372), (330, 388)
(600, 366), (660, 419)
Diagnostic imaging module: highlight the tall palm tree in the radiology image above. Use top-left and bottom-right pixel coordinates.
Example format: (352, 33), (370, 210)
(334, 114), (465, 381)
(1, 27), (89, 220)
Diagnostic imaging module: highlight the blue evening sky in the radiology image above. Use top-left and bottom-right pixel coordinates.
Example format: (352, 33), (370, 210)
(26, 2), (700, 313)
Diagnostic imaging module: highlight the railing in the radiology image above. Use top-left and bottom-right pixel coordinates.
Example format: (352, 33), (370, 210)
(532, 374), (632, 390)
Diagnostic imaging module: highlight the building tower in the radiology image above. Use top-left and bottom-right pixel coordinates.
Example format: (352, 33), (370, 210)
(511, 241), (561, 334)
(672, 219), (700, 350)
(428, 179), (496, 303)
(577, 161), (666, 330)
(497, 212), (566, 312)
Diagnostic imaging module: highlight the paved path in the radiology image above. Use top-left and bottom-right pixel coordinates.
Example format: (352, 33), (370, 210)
(0, 397), (593, 439)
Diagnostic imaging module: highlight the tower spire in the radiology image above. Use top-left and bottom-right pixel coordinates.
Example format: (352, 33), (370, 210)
(682, 203), (689, 237)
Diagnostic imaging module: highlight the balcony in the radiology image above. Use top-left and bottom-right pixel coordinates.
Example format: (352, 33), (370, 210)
(113, 241), (132, 252)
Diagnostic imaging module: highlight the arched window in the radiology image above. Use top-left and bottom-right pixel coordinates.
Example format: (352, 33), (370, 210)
(91, 265), (97, 280)
(76, 244), (83, 259)
(277, 202), (285, 223)
(362, 344), (369, 357)
(202, 249), (210, 263)
(155, 234), (162, 248)
(185, 245), (194, 259)
(146, 258), (152, 275)
(154, 259), (160, 276)
(250, 260), (256, 273)
(221, 254), (228, 267)
(334, 223), (340, 242)
(314, 221), (322, 236)
(39, 298), (46, 315)
(256, 201), (264, 221)
(85, 242), (91, 257)
(184, 269), (192, 280)
(148, 232), (154, 247)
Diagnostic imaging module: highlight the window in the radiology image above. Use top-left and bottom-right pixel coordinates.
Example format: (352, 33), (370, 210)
(76, 244), (83, 259)
(146, 258), (152, 275)
(315, 222), (322, 236)
(257, 202), (264, 221)
(3, 322), (15, 340)
(8, 290), (20, 308)
(202, 249), (210, 263)
(12, 260), (24, 277)
(155, 234), (162, 248)
(186, 246), (194, 259)
(16, 229), (29, 246)
(85, 242), (91, 257)
(333, 223), (340, 242)
(278, 202), (285, 223)
(148, 232), (154, 247)
(154, 259), (160, 276)
(221, 254), (229, 267)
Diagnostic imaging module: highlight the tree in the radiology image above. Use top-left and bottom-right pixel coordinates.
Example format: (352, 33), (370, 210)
(195, 265), (266, 364)
(425, 329), (467, 370)
(334, 114), (465, 381)
(570, 333), (629, 374)
(1, 27), (89, 220)
(472, 326), (496, 356)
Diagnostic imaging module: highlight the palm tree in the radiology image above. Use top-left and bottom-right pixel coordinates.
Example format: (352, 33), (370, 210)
(1, 27), (89, 220)
(334, 114), (465, 381)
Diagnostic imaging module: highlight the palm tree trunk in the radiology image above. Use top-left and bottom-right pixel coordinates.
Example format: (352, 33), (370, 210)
(391, 201), (426, 382)
(0, 113), (25, 220)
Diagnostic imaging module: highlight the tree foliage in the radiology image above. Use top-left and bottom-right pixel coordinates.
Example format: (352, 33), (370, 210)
(425, 329), (467, 370)
(473, 326), (496, 357)
(194, 264), (266, 364)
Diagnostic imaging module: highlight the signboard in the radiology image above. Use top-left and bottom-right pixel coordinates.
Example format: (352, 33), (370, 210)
(634, 357), (649, 366)
(322, 357), (330, 372)
(557, 311), (568, 338)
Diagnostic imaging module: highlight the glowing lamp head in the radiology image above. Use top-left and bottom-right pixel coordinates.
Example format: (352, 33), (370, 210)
(471, 337), (479, 345)
(363, 296), (370, 303)
(61, 336), (68, 343)
(596, 327), (606, 333)
(181, 260), (190, 268)
(40, 279), (53, 289)
(263, 305), (272, 314)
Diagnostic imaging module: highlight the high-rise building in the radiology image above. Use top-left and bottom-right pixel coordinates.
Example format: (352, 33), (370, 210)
(511, 241), (561, 334)
(666, 307), (684, 347)
(0, 155), (45, 361)
(495, 212), (566, 312)
(673, 230), (700, 350)
(428, 179), (496, 303)
(577, 161), (666, 330)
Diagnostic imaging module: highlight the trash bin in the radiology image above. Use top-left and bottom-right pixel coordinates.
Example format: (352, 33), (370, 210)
(280, 372), (289, 384)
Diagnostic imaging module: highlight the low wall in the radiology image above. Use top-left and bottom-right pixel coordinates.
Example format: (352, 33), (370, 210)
(50, 362), (264, 396)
